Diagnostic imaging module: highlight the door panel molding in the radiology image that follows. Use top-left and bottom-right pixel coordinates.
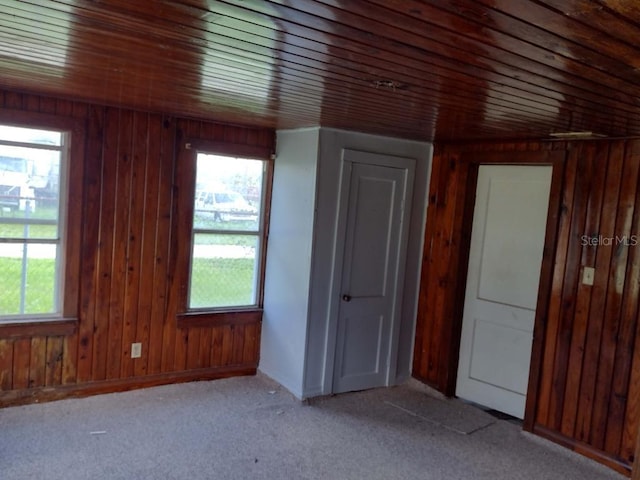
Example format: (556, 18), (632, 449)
(323, 148), (415, 394)
(456, 164), (552, 419)
(444, 150), (566, 429)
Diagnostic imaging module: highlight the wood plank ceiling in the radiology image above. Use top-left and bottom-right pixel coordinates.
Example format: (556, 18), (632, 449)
(0, 0), (639, 142)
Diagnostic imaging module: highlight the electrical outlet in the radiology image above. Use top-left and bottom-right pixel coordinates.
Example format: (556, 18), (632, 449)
(582, 266), (595, 286)
(131, 342), (142, 359)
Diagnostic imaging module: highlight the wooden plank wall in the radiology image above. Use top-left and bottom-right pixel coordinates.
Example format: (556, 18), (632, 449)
(413, 140), (640, 474)
(0, 89), (273, 405)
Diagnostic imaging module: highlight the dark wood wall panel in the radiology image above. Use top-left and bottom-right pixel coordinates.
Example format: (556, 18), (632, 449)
(413, 140), (640, 475)
(0, 89), (273, 406)
(534, 140), (640, 473)
(412, 148), (466, 391)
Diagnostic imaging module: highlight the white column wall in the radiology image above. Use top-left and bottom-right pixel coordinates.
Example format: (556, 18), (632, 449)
(304, 129), (432, 396)
(260, 128), (320, 398)
(261, 127), (432, 399)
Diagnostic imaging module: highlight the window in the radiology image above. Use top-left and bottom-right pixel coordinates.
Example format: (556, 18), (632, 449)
(0, 124), (67, 321)
(189, 152), (267, 310)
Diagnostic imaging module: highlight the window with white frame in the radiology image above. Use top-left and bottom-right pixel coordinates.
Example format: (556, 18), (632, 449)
(189, 152), (267, 309)
(0, 124), (67, 320)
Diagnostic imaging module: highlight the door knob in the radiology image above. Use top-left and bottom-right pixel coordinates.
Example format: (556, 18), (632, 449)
(342, 294), (352, 302)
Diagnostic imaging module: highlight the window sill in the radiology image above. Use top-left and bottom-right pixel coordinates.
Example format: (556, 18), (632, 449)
(177, 309), (263, 329)
(0, 317), (78, 339)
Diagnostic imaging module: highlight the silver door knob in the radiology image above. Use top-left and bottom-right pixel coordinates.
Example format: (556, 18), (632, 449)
(342, 295), (352, 302)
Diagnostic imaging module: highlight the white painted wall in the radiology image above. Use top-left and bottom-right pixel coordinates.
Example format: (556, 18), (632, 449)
(261, 127), (432, 399)
(260, 128), (320, 398)
(304, 129), (432, 396)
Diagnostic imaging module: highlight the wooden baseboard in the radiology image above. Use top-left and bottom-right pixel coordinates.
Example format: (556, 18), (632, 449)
(533, 424), (631, 477)
(0, 365), (256, 408)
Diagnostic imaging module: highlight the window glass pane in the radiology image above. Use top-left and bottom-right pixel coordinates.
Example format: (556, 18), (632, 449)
(193, 154), (263, 232)
(0, 221), (58, 240)
(0, 242), (57, 316)
(189, 233), (259, 309)
(0, 124), (65, 321)
(0, 126), (62, 146)
(0, 145), (61, 222)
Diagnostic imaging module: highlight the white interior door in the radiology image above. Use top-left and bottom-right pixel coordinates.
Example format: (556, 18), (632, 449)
(456, 165), (552, 419)
(332, 151), (414, 394)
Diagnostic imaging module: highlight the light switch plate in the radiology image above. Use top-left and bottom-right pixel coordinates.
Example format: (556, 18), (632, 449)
(582, 266), (595, 286)
(131, 342), (142, 358)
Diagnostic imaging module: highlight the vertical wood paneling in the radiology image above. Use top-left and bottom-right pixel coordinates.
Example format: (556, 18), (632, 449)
(61, 334), (78, 385)
(176, 120), (201, 371)
(92, 108), (118, 381)
(72, 101), (89, 119)
(413, 140), (640, 474)
(158, 111), (181, 372)
(44, 338), (63, 387)
(174, 329), (188, 372)
(560, 144), (606, 438)
(243, 324), (258, 365)
(619, 141), (640, 464)
(106, 108), (134, 380)
(0, 340), (12, 390)
(0, 89), (270, 405)
(232, 325), (246, 365)
(412, 151), (466, 387)
(60, 100), (86, 385)
(427, 154), (461, 386)
(148, 116), (175, 375)
(606, 141), (640, 457)
(574, 143), (622, 445)
(211, 327), (224, 367)
(4, 91), (22, 109)
(186, 327), (203, 370)
(24, 94), (39, 112)
(623, 291), (640, 462)
(412, 148), (443, 381)
(77, 105), (105, 383)
(133, 113), (159, 378)
(221, 325), (234, 366)
(120, 111), (148, 379)
(547, 144), (594, 431)
(591, 142), (637, 451)
(12, 339), (30, 390)
(38, 96), (55, 115)
(198, 328), (213, 369)
(439, 157), (472, 393)
(537, 147), (577, 426)
(29, 338), (46, 389)
(55, 99), (73, 117)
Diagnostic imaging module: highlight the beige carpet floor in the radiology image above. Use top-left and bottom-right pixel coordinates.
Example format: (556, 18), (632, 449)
(0, 374), (624, 479)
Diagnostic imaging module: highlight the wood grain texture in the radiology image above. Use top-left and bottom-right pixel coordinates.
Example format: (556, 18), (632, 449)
(413, 140), (640, 475)
(0, 89), (271, 405)
(524, 149), (566, 432)
(536, 146), (578, 427)
(0, 340), (13, 390)
(559, 143), (604, 438)
(0, 1), (639, 142)
(29, 337), (46, 389)
(606, 141), (640, 458)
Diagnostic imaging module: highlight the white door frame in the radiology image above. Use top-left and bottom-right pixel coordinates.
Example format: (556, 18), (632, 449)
(322, 149), (415, 394)
(450, 150), (565, 428)
(456, 164), (552, 418)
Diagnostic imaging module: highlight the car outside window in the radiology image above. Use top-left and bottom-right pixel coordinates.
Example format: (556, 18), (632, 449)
(0, 124), (67, 321)
(189, 153), (267, 310)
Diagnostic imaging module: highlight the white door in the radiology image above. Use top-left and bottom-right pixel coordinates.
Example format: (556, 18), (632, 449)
(456, 165), (552, 419)
(332, 150), (414, 394)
